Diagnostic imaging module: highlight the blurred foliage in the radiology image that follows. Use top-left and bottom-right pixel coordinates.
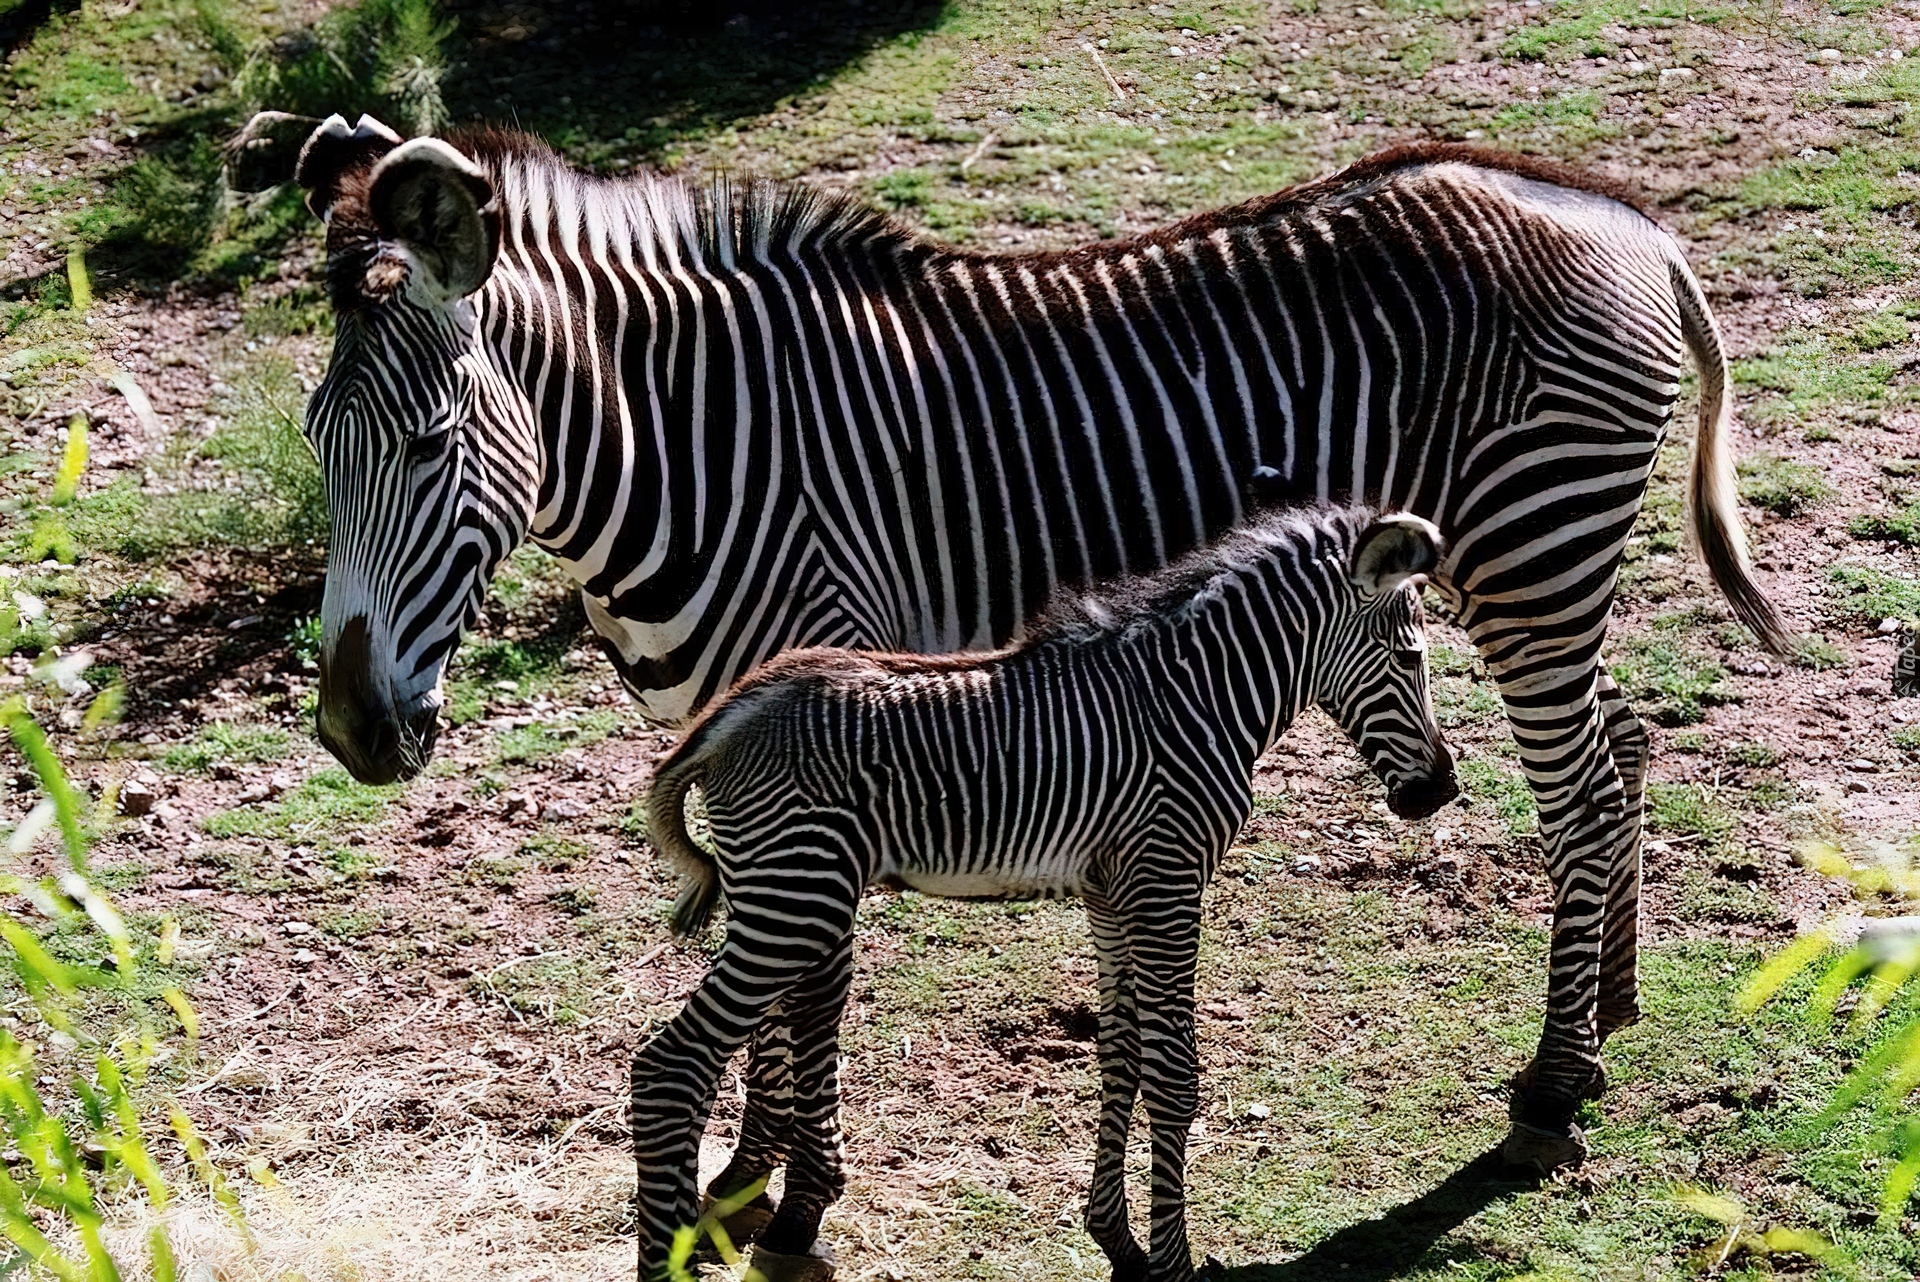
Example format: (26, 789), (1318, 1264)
(1743, 838), (1920, 1227)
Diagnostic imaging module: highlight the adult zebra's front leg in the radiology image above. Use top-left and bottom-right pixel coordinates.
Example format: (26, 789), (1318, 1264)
(1490, 654), (1629, 1173)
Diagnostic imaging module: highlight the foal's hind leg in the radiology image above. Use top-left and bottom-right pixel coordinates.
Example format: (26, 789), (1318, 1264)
(631, 864), (857, 1280)
(700, 1018), (794, 1245)
(749, 935), (856, 1279)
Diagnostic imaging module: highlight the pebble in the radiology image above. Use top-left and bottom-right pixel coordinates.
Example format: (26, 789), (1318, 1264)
(117, 778), (156, 817)
(1292, 854), (1322, 874)
(1880, 618), (1902, 635)
(1846, 758), (1878, 772)
(283, 921), (313, 936)
(290, 949), (321, 966)
(1659, 66), (1696, 81)
(1246, 1102), (1272, 1120)
(1814, 47), (1843, 63)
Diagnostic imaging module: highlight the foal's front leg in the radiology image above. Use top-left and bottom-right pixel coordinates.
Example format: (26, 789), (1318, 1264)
(1085, 896), (1150, 1280)
(1130, 881), (1204, 1282)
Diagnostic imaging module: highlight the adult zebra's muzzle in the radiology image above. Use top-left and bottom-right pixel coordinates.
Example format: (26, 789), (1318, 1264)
(1387, 747), (1460, 821)
(316, 615), (439, 785)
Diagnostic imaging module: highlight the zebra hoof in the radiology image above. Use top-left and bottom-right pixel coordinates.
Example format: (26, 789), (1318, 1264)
(1502, 1119), (1587, 1174)
(699, 1193), (776, 1246)
(748, 1241), (836, 1282)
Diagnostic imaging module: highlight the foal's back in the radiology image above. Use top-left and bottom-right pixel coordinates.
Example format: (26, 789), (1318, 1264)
(700, 640), (1163, 897)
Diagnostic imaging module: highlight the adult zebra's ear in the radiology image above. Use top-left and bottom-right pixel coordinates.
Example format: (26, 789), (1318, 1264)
(366, 138), (501, 302)
(1349, 513), (1445, 596)
(225, 111), (324, 193)
(293, 113), (405, 221)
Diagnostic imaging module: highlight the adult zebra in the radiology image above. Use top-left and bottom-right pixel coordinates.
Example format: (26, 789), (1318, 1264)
(230, 111), (1788, 1173)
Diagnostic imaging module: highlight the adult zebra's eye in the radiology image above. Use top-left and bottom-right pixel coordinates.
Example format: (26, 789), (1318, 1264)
(405, 431), (450, 464)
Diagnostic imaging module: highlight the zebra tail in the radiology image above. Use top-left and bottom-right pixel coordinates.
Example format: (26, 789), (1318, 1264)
(646, 752), (721, 939)
(1672, 258), (1795, 656)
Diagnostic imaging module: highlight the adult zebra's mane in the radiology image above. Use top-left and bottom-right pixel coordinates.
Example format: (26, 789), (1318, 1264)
(324, 125), (1649, 305)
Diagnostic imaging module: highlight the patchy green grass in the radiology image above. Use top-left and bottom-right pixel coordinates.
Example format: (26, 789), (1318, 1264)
(1648, 781), (1739, 853)
(1501, 0), (1731, 62)
(1609, 634), (1739, 727)
(1737, 452), (1835, 516)
(1457, 757), (1536, 837)
(201, 768), (398, 843)
(159, 721), (292, 773)
(1827, 564), (1920, 625)
(496, 710), (624, 765)
(1734, 335), (1901, 426)
(1849, 499), (1920, 545)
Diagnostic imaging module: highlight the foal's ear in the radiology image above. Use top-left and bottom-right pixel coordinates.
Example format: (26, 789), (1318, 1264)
(366, 137), (501, 301)
(1349, 513), (1444, 596)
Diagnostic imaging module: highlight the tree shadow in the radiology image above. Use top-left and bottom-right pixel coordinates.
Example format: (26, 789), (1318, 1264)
(436, 0), (945, 164)
(0, 0), (78, 57)
(1220, 1146), (1539, 1282)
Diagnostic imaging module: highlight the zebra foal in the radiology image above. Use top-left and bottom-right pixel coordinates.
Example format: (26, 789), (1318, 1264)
(637, 504), (1457, 1282)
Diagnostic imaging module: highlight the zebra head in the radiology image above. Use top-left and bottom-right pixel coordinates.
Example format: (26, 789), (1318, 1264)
(1320, 513), (1458, 820)
(268, 115), (525, 783)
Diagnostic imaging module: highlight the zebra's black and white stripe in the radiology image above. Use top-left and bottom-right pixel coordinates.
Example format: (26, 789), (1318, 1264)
(638, 505), (1455, 1282)
(254, 111), (1788, 1177)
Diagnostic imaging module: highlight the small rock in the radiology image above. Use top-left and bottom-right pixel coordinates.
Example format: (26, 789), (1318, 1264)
(1814, 47), (1843, 63)
(502, 792), (541, 822)
(1245, 1102), (1272, 1120)
(117, 778), (156, 817)
(212, 762), (237, 781)
(544, 798), (587, 821)
(1880, 618), (1902, 635)
(1201, 1000), (1250, 1022)
(268, 771), (294, 797)
(1659, 66), (1696, 80)
(283, 921), (314, 936)
(237, 783), (271, 804)
(1847, 779), (1871, 793)
(290, 949), (321, 967)
(1846, 758), (1878, 772)
(1292, 854), (1322, 873)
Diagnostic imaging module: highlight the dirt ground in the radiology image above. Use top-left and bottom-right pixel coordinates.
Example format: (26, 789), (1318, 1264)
(6, 0), (1920, 1278)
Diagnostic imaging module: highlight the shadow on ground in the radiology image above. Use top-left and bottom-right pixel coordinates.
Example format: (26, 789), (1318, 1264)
(1220, 1146), (1539, 1281)
(437, 0), (944, 161)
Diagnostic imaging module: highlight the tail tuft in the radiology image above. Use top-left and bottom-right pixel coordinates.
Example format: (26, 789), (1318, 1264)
(646, 749), (723, 939)
(670, 867), (721, 939)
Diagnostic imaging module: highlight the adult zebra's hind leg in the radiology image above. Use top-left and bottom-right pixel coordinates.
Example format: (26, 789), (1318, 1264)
(1595, 672), (1648, 1043)
(1486, 654), (1627, 1174)
(1084, 896), (1150, 1281)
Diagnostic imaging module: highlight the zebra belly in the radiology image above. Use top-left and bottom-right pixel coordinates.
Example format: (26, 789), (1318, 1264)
(889, 865), (1086, 900)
